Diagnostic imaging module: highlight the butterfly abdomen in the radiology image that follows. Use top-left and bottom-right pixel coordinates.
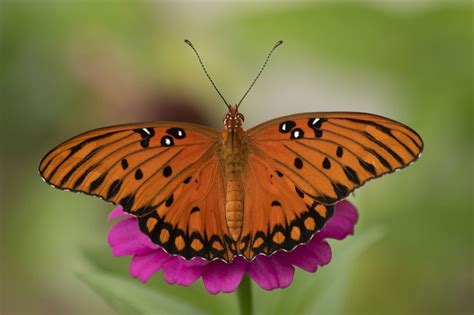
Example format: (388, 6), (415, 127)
(222, 129), (247, 241)
(226, 179), (243, 241)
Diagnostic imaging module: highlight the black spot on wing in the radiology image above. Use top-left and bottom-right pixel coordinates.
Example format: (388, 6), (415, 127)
(166, 128), (186, 139)
(343, 166), (360, 185)
(135, 169), (143, 180)
(119, 195), (135, 210)
(294, 157), (303, 169)
(279, 120), (296, 133)
(322, 157), (331, 169)
(308, 118), (326, 138)
(89, 173), (107, 192)
(121, 159), (129, 170)
(165, 194), (174, 207)
(70, 143), (82, 154)
(107, 179), (122, 199)
(295, 186), (304, 198)
(140, 139), (151, 148)
(163, 166), (172, 177)
(134, 128), (155, 148)
(290, 128), (304, 140)
(359, 159), (377, 175)
(160, 136), (175, 147)
(332, 183), (349, 199)
(134, 128), (153, 138)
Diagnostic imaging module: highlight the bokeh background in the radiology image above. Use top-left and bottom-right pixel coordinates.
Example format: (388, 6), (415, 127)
(1, 1), (472, 314)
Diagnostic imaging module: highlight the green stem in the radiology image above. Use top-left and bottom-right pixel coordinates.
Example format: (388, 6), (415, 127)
(237, 275), (252, 315)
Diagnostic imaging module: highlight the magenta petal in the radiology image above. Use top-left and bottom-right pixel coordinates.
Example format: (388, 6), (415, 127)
(279, 239), (332, 272)
(105, 200), (359, 293)
(318, 200), (359, 240)
(162, 257), (209, 286)
(107, 218), (157, 256)
(130, 250), (172, 282)
(108, 206), (129, 221)
(247, 255), (295, 290)
(202, 257), (248, 294)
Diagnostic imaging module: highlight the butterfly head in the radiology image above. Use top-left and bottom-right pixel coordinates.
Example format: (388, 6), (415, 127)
(224, 105), (245, 131)
(185, 39), (282, 132)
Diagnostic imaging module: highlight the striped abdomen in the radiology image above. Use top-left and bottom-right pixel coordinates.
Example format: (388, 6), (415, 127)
(222, 129), (246, 241)
(225, 175), (243, 241)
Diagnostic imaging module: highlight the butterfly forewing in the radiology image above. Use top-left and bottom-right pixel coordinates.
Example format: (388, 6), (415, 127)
(39, 122), (219, 216)
(247, 112), (423, 205)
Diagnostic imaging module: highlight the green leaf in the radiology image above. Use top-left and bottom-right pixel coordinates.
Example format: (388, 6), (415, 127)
(78, 270), (209, 315)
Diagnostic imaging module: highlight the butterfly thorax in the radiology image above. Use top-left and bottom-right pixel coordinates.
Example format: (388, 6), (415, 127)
(221, 105), (247, 241)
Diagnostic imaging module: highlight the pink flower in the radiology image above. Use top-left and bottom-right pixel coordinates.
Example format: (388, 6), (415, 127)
(107, 201), (358, 294)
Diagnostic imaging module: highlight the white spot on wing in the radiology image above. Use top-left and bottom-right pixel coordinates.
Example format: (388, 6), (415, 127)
(142, 128), (151, 135)
(311, 118), (320, 126)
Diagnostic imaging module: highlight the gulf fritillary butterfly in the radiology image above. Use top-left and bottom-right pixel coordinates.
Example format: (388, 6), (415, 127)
(39, 40), (423, 262)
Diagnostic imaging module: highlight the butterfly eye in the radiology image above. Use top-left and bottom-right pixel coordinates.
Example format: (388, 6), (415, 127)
(237, 113), (245, 122)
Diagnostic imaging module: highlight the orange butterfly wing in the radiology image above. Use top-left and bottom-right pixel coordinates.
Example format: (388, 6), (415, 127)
(237, 154), (334, 260)
(39, 122), (218, 215)
(237, 112), (423, 259)
(136, 157), (236, 261)
(39, 122), (234, 260)
(247, 112), (423, 204)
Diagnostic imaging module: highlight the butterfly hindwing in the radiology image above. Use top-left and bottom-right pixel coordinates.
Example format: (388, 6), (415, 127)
(247, 112), (423, 205)
(137, 157), (235, 261)
(237, 154), (334, 260)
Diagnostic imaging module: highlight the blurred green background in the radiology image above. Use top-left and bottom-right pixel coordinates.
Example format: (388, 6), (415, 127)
(1, 1), (472, 314)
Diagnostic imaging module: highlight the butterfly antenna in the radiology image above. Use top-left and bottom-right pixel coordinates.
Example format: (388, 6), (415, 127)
(185, 39), (230, 110)
(237, 40), (283, 108)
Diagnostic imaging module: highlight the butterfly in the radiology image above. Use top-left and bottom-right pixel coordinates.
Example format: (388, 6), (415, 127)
(39, 40), (423, 262)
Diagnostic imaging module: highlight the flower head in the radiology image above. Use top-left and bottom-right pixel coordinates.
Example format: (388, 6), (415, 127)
(107, 200), (358, 294)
